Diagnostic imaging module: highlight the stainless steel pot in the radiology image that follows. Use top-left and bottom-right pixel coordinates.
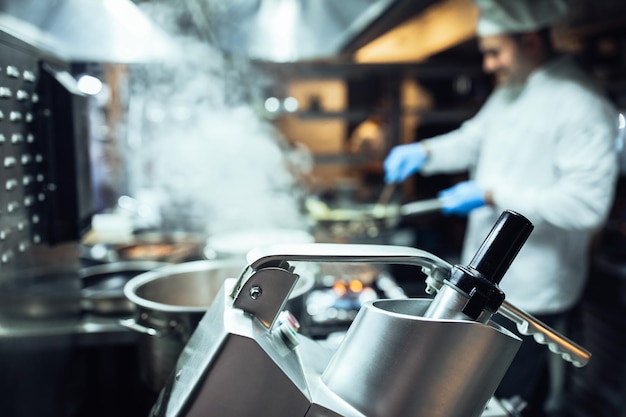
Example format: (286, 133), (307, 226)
(121, 259), (314, 392)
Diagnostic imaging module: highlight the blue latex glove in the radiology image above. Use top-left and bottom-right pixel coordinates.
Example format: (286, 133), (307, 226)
(438, 180), (486, 216)
(384, 143), (428, 183)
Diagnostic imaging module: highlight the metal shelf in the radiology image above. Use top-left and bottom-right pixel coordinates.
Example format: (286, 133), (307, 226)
(289, 107), (476, 124)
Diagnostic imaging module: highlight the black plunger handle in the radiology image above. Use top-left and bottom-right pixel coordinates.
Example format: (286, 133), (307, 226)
(468, 210), (534, 284)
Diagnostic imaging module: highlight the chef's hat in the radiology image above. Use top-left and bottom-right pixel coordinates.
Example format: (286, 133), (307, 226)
(475, 0), (569, 36)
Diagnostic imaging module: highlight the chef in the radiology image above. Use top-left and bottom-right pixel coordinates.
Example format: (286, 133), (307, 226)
(383, 0), (619, 415)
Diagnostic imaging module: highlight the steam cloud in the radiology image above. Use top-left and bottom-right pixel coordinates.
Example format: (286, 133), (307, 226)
(123, 1), (308, 235)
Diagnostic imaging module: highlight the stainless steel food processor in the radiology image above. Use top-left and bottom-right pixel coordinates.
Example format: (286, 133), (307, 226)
(149, 210), (591, 417)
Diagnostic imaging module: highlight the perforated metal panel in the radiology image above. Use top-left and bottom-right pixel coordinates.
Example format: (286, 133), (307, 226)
(0, 35), (46, 278)
(0, 30), (90, 286)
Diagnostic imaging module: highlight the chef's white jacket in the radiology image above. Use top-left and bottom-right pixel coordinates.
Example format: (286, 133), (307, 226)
(422, 54), (619, 314)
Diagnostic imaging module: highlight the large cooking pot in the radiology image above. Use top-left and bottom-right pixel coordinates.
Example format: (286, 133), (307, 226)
(121, 259), (314, 392)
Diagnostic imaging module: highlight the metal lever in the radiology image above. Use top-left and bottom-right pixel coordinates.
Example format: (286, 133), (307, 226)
(498, 302), (591, 367)
(232, 243), (451, 329)
(241, 242), (591, 367)
(246, 243), (450, 281)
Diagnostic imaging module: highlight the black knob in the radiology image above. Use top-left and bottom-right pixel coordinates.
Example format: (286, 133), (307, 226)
(447, 210), (533, 317)
(468, 210), (534, 285)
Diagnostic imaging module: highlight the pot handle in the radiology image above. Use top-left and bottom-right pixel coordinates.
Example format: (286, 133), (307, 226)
(119, 317), (162, 337)
(399, 198), (444, 217)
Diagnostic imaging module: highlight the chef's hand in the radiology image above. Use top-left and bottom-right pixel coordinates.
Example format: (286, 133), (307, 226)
(384, 142), (428, 183)
(438, 180), (486, 216)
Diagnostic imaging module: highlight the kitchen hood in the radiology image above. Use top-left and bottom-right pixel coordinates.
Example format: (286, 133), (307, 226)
(0, 0), (477, 64)
(188, 0), (431, 62)
(0, 0), (174, 63)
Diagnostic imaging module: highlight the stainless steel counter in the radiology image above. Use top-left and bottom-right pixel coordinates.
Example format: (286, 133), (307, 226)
(0, 313), (136, 346)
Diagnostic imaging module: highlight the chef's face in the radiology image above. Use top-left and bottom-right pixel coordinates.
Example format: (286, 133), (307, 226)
(479, 34), (532, 87)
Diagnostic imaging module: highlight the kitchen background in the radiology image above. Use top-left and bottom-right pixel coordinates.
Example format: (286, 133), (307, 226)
(0, 0), (625, 416)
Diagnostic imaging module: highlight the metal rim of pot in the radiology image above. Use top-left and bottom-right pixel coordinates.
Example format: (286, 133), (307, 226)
(123, 258), (315, 313)
(79, 260), (172, 314)
(123, 259), (244, 313)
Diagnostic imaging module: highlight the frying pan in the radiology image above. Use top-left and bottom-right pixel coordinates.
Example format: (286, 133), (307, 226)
(305, 197), (444, 238)
(81, 232), (206, 264)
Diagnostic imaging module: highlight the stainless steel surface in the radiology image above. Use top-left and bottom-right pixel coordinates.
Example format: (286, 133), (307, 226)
(0, 0), (174, 62)
(232, 267), (300, 329)
(180, 0), (402, 62)
(122, 259), (245, 392)
(123, 258), (314, 391)
(164, 0), (626, 63)
(150, 279), (356, 417)
(124, 260), (244, 313)
(322, 298), (521, 417)
(0, 313), (134, 340)
(151, 282), (514, 416)
(0, 28), (147, 417)
(0, 28), (79, 289)
(0, 250), (82, 319)
(0, 277), (81, 319)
